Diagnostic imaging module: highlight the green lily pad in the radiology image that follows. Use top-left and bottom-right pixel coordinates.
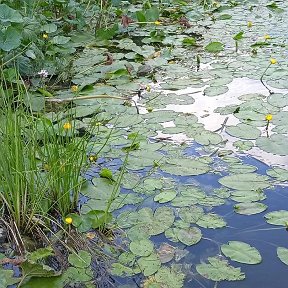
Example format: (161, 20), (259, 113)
(137, 253), (161, 276)
(196, 213), (226, 229)
(264, 210), (288, 226)
(196, 256), (245, 281)
(226, 123), (261, 140)
(230, 189), (266, 202)
(154, 266), (185, 288)
(162, 158), (210, 176)
(221, 241), (262, 264)
(154, 190), (177, 203)
(277, 247), (288, 266)
(234, 202), (267, 215)
(177, 227), (202, 246)
(266, 167), (288, 182)
(205, 41), (224, 53)
(68, 250), (91, 268)
(256, 134), (288, 155)
(233, 140), (254, 151)
(219, 173), (270, 190)
(130, 239), (154, 257)
(204, 85), (228, 97)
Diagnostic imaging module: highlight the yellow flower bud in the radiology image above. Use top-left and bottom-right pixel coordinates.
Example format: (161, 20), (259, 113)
(42, 33), (48, 39)
(65, 217), (73, 224)
(265, 114), (273, 121)
(63, 122), (72, 130)
(270, 58), (277, 65)
(89, 155), (97, 162)
(154, 20), (161, 25)
(264, 34), (271, 40)
(247, 21), (253, 28)
(71, 85), (78, 93)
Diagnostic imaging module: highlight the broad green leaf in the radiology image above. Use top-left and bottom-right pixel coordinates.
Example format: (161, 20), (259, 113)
(0, 26), (21, 51)
(264, 210), (288, 226)
(154, 266), (185, 288)
(0, 4), (23, 23)
(130, 239), (154, 257)
(234, 202), (267, 215)
(196, 257), (245, 281)
(177, 227), (202, 246)
(226, 123), (261, 140)
(221, 241), (262, 264)
(230, 189), (266, 202)
(256, 135), (288, 155)
(196, 213), (226, 229)
(277, 247), (288, 265)
(154, 190), (177, 203)
(137, 253), (161, 276)
(267, 167), (288, 182)
(219, 173), (270, 190)
(205, 41), (224, 53)
(162, 158), (210, 176)
(68, 250), (91, 268)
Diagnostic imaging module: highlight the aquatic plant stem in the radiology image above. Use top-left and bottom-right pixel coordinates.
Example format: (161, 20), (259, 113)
(260, 64), (274, 94)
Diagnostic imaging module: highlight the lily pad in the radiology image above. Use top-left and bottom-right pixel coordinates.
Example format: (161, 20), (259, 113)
(219, 173), (270, 190)
(137, 253), (161, 276)
(196, 256), (245, 281)
(221, 241), (262, 264)
(264, 210), (288, 226)
(256, 134), (288, 155)
(234, 202), (267, 215)
(130, 239), (154, 257)
(196, 213), (226, 229)
(177, 227), (202, 246)
(277, 247), (288, 266)
(226, 123), (261, 140)
(154, 190), (177, 203)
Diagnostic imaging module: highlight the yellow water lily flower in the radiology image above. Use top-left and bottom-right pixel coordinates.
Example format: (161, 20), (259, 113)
(63, 122), (72, 130)
(270, 58), (277, 65)
(65, 217), (73, 224)
(264, 34), (271, 40)
(154, 20), (161, 25)
(247, 21), (253, 28)
(71, 85), (78, 92)
(265, 114), (273, 121)
(42, 33), (48, 39)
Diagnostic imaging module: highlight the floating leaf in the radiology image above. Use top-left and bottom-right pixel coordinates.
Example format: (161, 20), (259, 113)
(221, 241), (262, 264)
(177, 227), (202, 246)
(137, 253), (161, 276)
(205, 41), (224, 53)
(162, 158), (210, 176)
(256, 135), (288, 155)
(196, 257), (245, 281)
(196, 213), (226, 229)
(68, 250), (91, 268)
(130, 239), (154, 257)
(226, 123), (261, 140)
(157, 243), (175, 264)
(219, 173), (270, 190)
(154, 190), (177, 203)
(154, 266), (185, 288)
(277, 247), (288, 265)
(230, 189), (266, 203)
(266, 167), (288, 182)
(234, 202), (267, 215)
(264, 210), (288, 226)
